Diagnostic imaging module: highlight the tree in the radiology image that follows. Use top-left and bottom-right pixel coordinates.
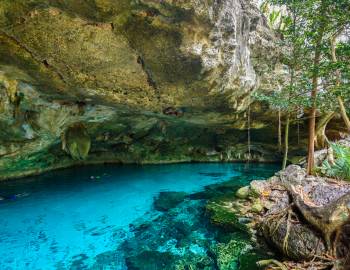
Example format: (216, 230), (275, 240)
(330, 32), (350, 132)
(257, 0), (306, 170)
(306, 0), (328, 175)
(260, 0), (350, 174)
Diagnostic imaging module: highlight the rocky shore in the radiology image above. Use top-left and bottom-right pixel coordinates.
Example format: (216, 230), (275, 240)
(207, 163), (350, 269)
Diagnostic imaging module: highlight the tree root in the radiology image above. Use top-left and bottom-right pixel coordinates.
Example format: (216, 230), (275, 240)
(282, 209), (292, 256)
(257, 257), (335, 270)
(256, 259), (288, 270)
(284, 184), (350, 255)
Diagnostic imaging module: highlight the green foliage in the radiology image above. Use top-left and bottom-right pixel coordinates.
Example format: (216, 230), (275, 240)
(269, 10), (282, 27)
(321, 143), (350, 181)
(259, 0), (350, 115)
(259, 0), (350, 173)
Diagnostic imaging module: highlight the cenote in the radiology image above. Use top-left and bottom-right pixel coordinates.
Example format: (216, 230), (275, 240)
(0, 163), (278, 270)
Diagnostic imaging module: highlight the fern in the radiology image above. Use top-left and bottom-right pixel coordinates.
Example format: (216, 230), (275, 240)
(321, 143), (350, 181)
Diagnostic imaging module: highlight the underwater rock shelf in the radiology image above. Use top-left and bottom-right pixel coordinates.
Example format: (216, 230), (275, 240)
(122, 167), (279, 270)
(0, 163), (279, 269)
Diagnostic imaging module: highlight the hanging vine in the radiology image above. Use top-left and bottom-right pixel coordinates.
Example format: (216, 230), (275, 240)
(247, 89), (252, 163)
(297, 117), (300, 145)
(278, 109), (282, 152)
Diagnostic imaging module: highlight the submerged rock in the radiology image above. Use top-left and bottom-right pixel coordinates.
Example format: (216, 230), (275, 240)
(212, 239), (253, 270)
(235, 186), (250, 199)
(123, 199), (218, 269)
(122, 174), (278, 270)
(154, 191), (187, 212)
(206, 200), (251, 233)
(125, 251), (177, 270)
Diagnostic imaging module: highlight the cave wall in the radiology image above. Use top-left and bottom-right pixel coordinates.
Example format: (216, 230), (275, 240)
(0, 0), (296, 179)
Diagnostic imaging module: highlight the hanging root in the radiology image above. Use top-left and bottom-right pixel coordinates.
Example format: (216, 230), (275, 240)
(265, 205), (292, 237)
(257, 258), (334, 270)
(256, 259), (288, 270)
(282, 209), (293, 256)
(270, 212), (287, 236)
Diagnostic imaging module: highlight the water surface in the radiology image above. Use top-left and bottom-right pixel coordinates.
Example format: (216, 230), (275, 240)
(0, 163), (278, 269)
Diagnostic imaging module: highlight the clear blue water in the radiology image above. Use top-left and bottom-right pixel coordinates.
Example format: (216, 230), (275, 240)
(0, 163), (278, 270)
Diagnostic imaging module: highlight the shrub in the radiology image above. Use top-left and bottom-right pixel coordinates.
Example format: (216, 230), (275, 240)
(321, 143), (350, 181)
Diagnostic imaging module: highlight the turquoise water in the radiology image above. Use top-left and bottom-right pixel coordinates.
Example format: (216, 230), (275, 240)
(0, 163), (278, 270)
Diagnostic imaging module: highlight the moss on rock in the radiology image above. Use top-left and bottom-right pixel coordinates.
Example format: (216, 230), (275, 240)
(63, 123), (91, 160)
(154, 191), (187, 212)
(235, 186), (250, 199)
(212, 239), (252, 270)
(206, 201), (250, 233)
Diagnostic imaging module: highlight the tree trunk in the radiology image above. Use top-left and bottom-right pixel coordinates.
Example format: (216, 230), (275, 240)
(331, 35), (350, 132)
(314, 112), (336, 148)
(338, 97), (350, 132)
(285, 184), (350, 252)
(282, 114), (290, 169)
(307, 16), (326, 175)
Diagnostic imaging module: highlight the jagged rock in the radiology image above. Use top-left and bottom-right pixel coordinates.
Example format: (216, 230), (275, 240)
(249, 180), (268, 197)
(308, 183), (350, 206)
(263, 165), (350, 262)
(278, 165), (306, 185)
(208, 164), (350, 265)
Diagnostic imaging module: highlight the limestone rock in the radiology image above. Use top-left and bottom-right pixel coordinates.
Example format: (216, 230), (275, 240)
(154, 191), (187, 212)
(206, 201), (250, 233)
(63, 123), (91, 160)
(235, 186), (250, 199)
(251, 201), (263, 213)
(249, 180), (268, 197)
(278, 165), (306, 186)
(0, 0), (289, 179)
